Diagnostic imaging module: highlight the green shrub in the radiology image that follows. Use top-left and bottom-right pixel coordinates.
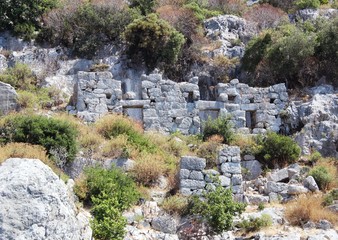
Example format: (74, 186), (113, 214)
(323, 189), (338, 206)
(295, 0), (320, 9)
(309, 166), (334, 191)
(0, 0), (57, 39)
(0, 114), (78, 162)
(255, 132), (301, 168)
(309, 151), (322, 165)
(202, 116), (234, 144)
(91, 195), (127, 240)
(191, 185), (246, 233)
(0, 63), (37, 90)
(183, 2), (221, 22)
(83, 167), (140, 210)
(124, 13), (185, 70)
(130, 0), (155, 15)
(239, 214), (272, 233)
(78, 167), (139, 240)
(241, 33), (272, 73)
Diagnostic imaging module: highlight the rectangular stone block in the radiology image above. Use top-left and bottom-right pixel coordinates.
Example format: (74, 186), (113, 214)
(180, 156), (206, 171)
(180, 179), (206, 190)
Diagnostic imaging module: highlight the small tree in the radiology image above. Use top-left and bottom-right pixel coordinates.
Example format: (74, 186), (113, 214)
(191, 185), (246, 233)
(243, 4), (288, 31)
(124, 13), (185, 70)
(0, 0), (57, 39)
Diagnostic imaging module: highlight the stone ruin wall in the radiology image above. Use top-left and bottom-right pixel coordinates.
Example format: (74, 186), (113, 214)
(69, 71), (288, 135)
(179, 146), (243, 197)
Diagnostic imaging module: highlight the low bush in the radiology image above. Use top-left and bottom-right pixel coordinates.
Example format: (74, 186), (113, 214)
(161, 195), (189, 215)
(0, 63), (37, 90)
(239, 214), (272, 233)
(183, 2), (221, 22)
(255, 132), (301, 168)
(295, 0), (320, 9)
(91, 195), (127, 240)
(202, 116), (234, 144)
(0, 114), (78, 162)
(309, 166), (334, 191)
(82, 167), (140, 210)
(285, 194), (338, 226)
(191, 185), (246, 233)
(76, 167), (139, 240)
(323, 189), (338, 206)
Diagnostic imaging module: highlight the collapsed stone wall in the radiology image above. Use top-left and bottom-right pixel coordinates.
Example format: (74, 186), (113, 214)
(70, 71), (288, 134)
(179, 146), (243, 196)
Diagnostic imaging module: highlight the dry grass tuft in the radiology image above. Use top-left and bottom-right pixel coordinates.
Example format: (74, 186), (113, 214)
(285, 194), (338, 226)
(161, 194), (189, 215)
(0, 142), (63, 177)
(130, 154), (165, 187)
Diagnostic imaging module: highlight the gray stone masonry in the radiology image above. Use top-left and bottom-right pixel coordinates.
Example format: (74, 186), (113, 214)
(70, 72), (288, 135)
(179, 146), (243, 196)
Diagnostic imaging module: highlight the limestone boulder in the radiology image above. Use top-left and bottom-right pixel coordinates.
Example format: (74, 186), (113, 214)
(151, 215), (177, 234)
(303, 176), (319, 192)
(0, 158), (91, 240)
(241, 160), (262, 180)
(0, 81), (17, 114)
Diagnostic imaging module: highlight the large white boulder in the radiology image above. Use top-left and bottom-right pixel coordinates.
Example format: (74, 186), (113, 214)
(0, 158), (92, 240)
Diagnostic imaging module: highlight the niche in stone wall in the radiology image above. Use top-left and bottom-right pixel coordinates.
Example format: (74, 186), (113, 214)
(228, 95), (236, 103)
(123, 107), (143, 122)
(187, 92), (194, 103)
(245, 111), (256, 130)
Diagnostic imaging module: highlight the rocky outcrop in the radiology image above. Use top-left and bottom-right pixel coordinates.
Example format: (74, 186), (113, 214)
(284, 85), (338, 157)
(0, 158), (91, 240)
(204, 15), (255, 59)
(295, 8), (338, 22)
(0, 81), (17, 114)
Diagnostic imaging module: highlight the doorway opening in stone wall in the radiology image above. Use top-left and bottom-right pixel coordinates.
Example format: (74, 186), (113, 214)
(246, 111), (256, 132)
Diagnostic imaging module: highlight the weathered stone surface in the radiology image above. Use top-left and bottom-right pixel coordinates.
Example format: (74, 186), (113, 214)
(180, 179), (206, 190)
(268, 169), (289, 182)
(307, 229), (338, 240)
(0, 158), (91, 240)
(189, 171), (204, 181)
(245, 194), (269, 205)
(265, 182), (288, 194)
(287, 185), (309, 195)
(316, 219), (332, 230)
(285, 87), (338, 158)
(241, 160), (262, 180)
(180, 156), (206, 171)
(303, 176), (319, 192)
(220, 162), (241, 174)
(151, 215), (177, 234)
(219, 176), (231, 187)
(0, 81), (17, 114)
